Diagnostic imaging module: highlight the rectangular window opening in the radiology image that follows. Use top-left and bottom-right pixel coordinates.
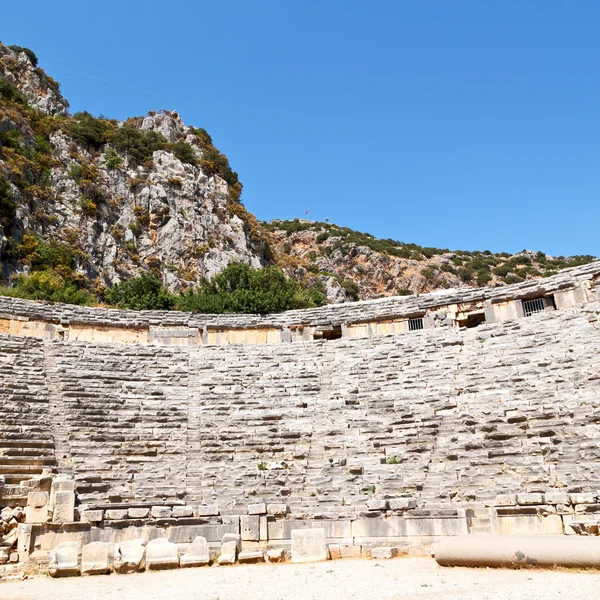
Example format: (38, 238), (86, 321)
(522, 297), (549, 317)
(409, 317), (424, 331)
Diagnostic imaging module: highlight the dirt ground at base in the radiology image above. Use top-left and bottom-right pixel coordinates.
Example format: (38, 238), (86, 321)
(1, 557), (600, 600)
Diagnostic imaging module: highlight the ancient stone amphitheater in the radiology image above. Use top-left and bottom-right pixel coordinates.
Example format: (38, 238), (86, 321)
(1, 261), (600, 576)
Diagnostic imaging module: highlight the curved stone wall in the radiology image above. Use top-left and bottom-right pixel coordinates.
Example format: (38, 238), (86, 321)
(2, 262), (600, 569)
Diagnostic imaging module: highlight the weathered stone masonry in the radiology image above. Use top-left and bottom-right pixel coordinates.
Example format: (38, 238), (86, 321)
(1, 261), (600, 573)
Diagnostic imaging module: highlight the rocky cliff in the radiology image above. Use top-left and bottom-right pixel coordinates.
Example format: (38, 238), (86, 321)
(0, 42), (595, 304)
(0, 43), (268, 295)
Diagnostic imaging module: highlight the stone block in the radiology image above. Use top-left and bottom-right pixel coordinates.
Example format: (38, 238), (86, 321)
(82, 541), (110, 575)
(151, 506), (172, 519)
(52, 490), (75, 523)
(291, 528), (327, 563)
(180, 536), (210, 567)
(127, 508), (149, 519)
(49, 541), (79, 577)
(570, 493), (597, 505)
(25, 491), (49, 523)
(494, 494), (516, 507)
(329, 544), (342, 560)
(81, 510), (104, 524)
(267, 503), (288, 516)
(17, 524), (32, 558)
(340, 544), (362, 558)
(114, 539), (146, 574)
(517, 493), (544, 505)
(260, 515), (268, 541)
(371, 547), (393, 560)
(218, 540), (238, 565)
(146, 538), (179, 570)
(106, 509), (129, 520)
(389, 497), (417, 511)
(0, 547), (9, 565)
(240, 515), (260, 541)
(266, 548), (285, 563)
(172, 506), (193, 518)
(198, 505), (219, 516)
(545, 492), (570, 506)
(238, 549), (264, 563)
(248, 503), (267, 515)
(221, 533), (242, 553)
(367, 499), (388, 511)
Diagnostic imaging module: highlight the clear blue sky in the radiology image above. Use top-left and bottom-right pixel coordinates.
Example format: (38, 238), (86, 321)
(2, 1), (598, 256)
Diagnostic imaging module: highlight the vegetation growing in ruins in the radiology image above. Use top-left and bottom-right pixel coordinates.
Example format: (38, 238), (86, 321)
(102, 264), (326, 313)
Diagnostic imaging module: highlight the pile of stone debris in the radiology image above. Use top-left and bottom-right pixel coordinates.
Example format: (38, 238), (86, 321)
(0, 505), (25, 565)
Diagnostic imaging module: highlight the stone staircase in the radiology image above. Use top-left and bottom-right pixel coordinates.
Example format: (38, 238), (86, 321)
(0, 336), (57, 485)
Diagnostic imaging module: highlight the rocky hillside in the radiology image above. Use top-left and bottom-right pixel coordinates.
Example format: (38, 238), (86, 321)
(0, 43), (268, 298)
(265, 220), (596, 302)
(0, 42), (595, 306)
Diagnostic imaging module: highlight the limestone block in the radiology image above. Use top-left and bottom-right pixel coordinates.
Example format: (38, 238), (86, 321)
(517, 493), (544, 505)
(25, 491), (49, 523)
(240, 515), (260, 541)
(82, 541), (110, 575)
(128, 508), (149, 519)
(545, 492), (570, 506)
(340, 544), (362, 559)
(329, 544), (342, 560)
(494, 494), (516, 507)
(172, 506), (193, 518)
(267, 503), (287, 516)
(17, 524), (32, 558)
(180, 536), (210, 567)
(248, 503), (267, 515)
(81, 510), (104, 524)
(222, 533), (242, 552)
(146, 538), (179, 570)
(151, 506), (172, 519)
(49, 541), (79, 577)
(570, 493), (596, 505)
(389, 497), (417, 511)
(266, 548), (285, 563)
(291, 528), (327, 563)
(371, 547), (393, 560)
(198, 505), (219, 516)
(238, 549), (264, 563)
(218, 540), (238, 565)
(106, 509), (129, 520)
(0, 547), (9, 565)
(52, 490), (75, 523)
(114, 539), (146, 574)
(50, 478), (74, 514)
(367, 499), (388, 511)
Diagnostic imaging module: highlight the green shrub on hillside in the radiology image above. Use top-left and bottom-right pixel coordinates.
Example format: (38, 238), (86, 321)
(0, 270), (93, 305)
(0, 173), (16, 228)
(110, 125), (167, 164)
(104, 273), (175, 310)
(171, 141), (197, 165)
(0, 78), (26, 104)
(176, 263), (326, 314)
(66, 112), (114, 151)
(8, 45), (38, 66)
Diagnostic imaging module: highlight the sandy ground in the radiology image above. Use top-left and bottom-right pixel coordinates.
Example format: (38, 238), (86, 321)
(1, 557), (600, 600)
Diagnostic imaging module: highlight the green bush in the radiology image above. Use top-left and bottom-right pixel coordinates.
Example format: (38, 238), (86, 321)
(8, 45), (38, 66)
(104, 273), (175, 310)
(0, 78), (26, 104)
(104, 148), (123, 169)
(396, 288), (414, 296)
(0, 270), (93, 305)
(0, 173), (16, 228)
(176, 263), (326, 314)
(340, 278), (360, 301)
(170, 141), (197, 165)
(110, 125), (167, 164)
(66, 112), (114, 151)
